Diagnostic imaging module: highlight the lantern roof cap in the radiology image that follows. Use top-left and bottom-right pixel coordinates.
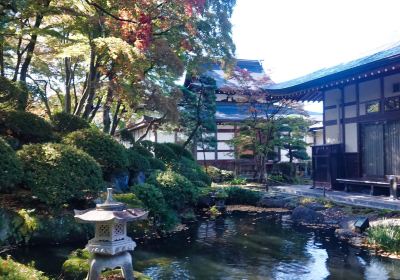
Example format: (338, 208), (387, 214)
(74, 188), (148, 223)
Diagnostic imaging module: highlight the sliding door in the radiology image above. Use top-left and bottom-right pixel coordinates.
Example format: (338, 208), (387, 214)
(385, 120), (400, 175)
(361, 123), (384, 177)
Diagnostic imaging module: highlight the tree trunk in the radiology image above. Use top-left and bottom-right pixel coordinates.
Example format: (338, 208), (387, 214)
(110, 100), (122, 136)
(64, 57), (72, 113)
(103, 76), (114, 133)
(0, 40), (4, 77)
(19, 2), (49, 83)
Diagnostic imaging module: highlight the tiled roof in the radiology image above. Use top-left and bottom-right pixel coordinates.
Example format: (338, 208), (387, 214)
(215, 102), (305, 121)
(200, 59), (272, 91)
(265, 43), (400, 92)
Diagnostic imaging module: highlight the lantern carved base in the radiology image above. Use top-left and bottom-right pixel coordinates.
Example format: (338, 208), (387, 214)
(86, 251), (134, 280)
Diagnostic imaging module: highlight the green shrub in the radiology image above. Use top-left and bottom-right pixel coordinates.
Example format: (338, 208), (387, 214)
(127, 149), (151, 174)
(18, 143), (104, 207)
(367, 225), (400, 254)
(225, 186), (262, 206)
(228, 177), (247, 185)
(131, 183), (177, 228)
(148, 170), (199, 210)
(164, 142), (194, 160)
(0, 138), (23, 192)
(173, 157), (211, 188)
(130, 143), (154, 158)
(205, 166), (234, 182)
(275, 162), (296, 182)
(0, 110), (54, 145)
(51, 112), (90, 133)
(147, 157), (166, 171)
(114, 193), (144, 208)
(62, 248), (90, 280)
(153, 142), (178, 163)
(62, 248), (150, 280)
(63, 128), (129, 176)
(0, 77), (29, 111)
(0, 256), (49, 280)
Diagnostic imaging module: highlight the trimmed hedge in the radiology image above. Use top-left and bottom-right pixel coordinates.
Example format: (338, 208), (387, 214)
(164, 142), (194, 160)
(130, 143), (154, 158)
(114, 193), (144, 208)
(0, 110), (54, 145)
(0, 138), (23, 192)
(131, 183), (169, 219)
(148, 170), (199, 210)
(0, 256), (49, 280)
(63, 128), (129, 176)
(18, 143), (104, 207)
(51, 112), (90, 133)
(147, 157), (166, 171)
(0, 77), (29, 111)
(173, 157), (211, 188)
(225, 186), (262, 206)
(153, 142), (178, 163)
(127, 149), (151, 174)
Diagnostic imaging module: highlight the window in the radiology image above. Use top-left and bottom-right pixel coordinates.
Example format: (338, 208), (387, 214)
(393, 82), (400, 93)
(385, 96), (400, 111)
(366, 100), (380, 114)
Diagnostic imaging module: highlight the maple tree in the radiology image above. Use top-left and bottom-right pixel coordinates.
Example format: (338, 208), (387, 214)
(0, 0), (236, 134)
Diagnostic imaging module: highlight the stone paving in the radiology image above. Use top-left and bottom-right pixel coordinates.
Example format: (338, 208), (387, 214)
(269, 185), (400, 211)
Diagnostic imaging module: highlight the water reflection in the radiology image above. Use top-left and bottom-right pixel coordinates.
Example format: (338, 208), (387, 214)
(6, 214), (400, 280)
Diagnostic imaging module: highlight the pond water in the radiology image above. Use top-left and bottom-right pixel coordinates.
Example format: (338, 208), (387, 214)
(7, 213), (400, 280)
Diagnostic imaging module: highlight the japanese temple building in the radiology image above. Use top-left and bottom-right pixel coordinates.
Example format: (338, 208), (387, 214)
(265, 44), (400, 190)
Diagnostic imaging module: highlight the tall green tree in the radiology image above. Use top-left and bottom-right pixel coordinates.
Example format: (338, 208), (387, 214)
(278, 116), (312, 163)
(180, 76), (217, 150)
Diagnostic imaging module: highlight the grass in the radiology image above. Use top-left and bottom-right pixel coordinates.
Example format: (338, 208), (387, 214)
(367, 225), (400, 254)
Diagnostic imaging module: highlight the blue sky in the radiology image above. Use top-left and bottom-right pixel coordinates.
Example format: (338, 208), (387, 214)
(231, 0), (400, 83)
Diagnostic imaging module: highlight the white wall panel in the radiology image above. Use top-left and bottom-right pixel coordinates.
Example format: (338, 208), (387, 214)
(345, 123), (358, 153)
(359, 79), (380, 102)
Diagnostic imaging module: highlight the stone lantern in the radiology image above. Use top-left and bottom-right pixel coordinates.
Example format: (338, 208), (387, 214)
(75, 188), (148, 280)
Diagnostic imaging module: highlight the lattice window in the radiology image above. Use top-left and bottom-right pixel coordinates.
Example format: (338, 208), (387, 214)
(96, 224), (111, 241)
(112, 223), (125, 241)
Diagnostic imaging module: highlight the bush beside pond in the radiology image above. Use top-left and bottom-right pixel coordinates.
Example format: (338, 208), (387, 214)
(63, 128), (129, 177)
(0, 256), (49, 280)
(62, 248), (150, 280)
(225, 187), (262, 206)
(0, 110), (55, 146)
(0, 138), (23, 192)
(18, 143), (104, 207)
(51, 112), (90, 134)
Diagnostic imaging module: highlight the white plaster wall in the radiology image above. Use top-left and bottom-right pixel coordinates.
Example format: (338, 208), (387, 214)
(156, 131), (175, 143)
(280, 149), (290, 162)
(217, 152), (234, 160)
(324, 89), (341, 106)
(345, 123), (358, 153)
(359, 103), (366, 115)
(197, 152), (215, 160)
(359, 79), (380, 102)
(217, 132), (235, 141)
(325, 108), (338, 121)
(325, 125), (340, 144)
(344, 84), (356, 103)
(217, 141), (233, 150)
(315, 130), (324, 145)
(344, 105), (357, 118)
(384, 73), (400, 97)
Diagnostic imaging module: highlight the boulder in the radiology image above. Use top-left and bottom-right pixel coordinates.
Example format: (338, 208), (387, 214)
(291, 205), (324, 224)
(259, 196), (290, 208)
(109, 170), (130, 192)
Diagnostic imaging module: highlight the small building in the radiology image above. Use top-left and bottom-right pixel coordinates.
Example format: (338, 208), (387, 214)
(265, 44), (400, 191)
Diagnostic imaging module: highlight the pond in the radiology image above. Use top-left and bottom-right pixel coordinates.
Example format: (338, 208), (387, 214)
(7, 213), (400, 280)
